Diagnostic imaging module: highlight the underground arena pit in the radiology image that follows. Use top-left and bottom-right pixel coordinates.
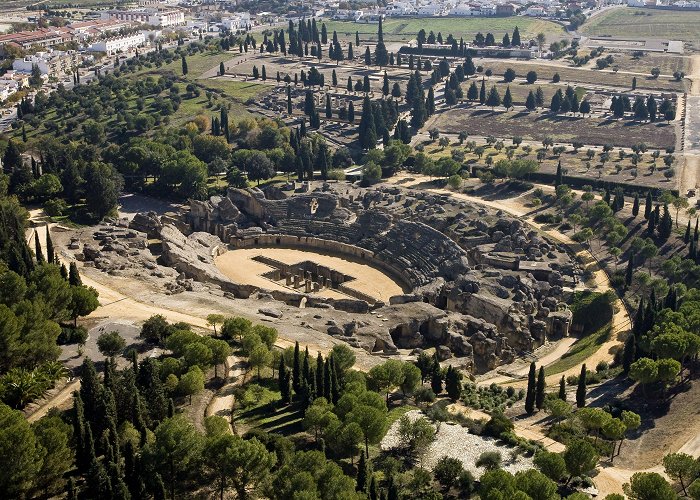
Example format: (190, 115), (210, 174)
(214, 247), (409, 304)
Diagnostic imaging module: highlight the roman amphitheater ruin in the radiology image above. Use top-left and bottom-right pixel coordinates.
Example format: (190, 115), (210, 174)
(72, 182), (578, 373)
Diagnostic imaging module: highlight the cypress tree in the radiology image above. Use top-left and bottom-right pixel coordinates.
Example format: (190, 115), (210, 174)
(330, 357), (340, 404)
(632, 296), (645, 338)
(80, 358), (101, 425)
(555, 160), (563, 186)
(625, 254), (634, 287)
(358, 96), (377, 149)
(69, 261), (82, 286)
(558, 375), (566, 401)
(445, 366), (462, 401)
(431, 370), (443, 394)
(623, 334), (636, 373)
(357, 451), (369, 492)
(303, 346), (311, 384)
(181, 55), (188, 75)
(525, 362), (536, 414)
(535, 366), (546, 410)
(167, 398), (174, 418)
(45, 225), (54, 264)
(323, 357), (332, 401)
(219, 61), (225, 75)
(325, 94), (332, 118)
(632, 193), (640, 217)
(576, 364), (587, 408)
(426, 87), (435, 116)
(658, 204), (672, 240)
(479, 79), (486, 104)
(278, 353), (287, 388)
(153, 473), (167, 500)
(369, 475), (379, 500)
(60, 262), (68, 280)
(292, 341), (301, 394)
(695, 218), (699, 241)
(644, 191), (653, 219)
(34, 231), (44, 263)
(316, 352), (324, 398)
(685, 220), (691, 244)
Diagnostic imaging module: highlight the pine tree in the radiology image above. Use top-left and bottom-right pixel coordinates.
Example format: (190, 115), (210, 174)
(558, 375), (566, 401)
(292, 341), (301, 394)
(525, 362), (536, 414)
(535, 366), (546, 410)
(576, 364), (587, 408)
(644, 191), (653, 219)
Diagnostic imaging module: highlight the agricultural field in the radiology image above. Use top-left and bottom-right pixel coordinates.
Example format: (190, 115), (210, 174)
(428, 106), (676, 149)
(595, 52), (690, 76)
(419, 137), (677, 188)
(580, 7), (700, 49)
(480, 59), (686, 92)
(320, 17), (566, 44)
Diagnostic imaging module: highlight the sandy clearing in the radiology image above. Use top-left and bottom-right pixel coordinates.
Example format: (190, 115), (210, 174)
(214, 247), (406, 302)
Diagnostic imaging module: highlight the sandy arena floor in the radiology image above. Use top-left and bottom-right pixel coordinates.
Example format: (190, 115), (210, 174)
(214, 247), (406, 302)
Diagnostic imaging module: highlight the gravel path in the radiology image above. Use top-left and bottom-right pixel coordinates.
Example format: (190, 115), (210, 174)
(380, 410), (534, 478)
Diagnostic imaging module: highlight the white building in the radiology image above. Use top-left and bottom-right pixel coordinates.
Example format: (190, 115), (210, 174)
(101, 8), (185, 27)
(450, 4), (475, 15)
(332, 9), (364, 20)
(220, 12), (252, 31)
(12, 50), (75, 78)
(0, 72), (27, 102)
(89, 33), (146, 55)
(385, 2), (417, 16)
(416, 4), (445, 15)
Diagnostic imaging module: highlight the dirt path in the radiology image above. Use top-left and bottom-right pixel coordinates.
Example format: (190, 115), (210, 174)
(205, 355), (247, 433)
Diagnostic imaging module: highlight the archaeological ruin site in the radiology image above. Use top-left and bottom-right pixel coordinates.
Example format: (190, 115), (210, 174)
(72, 181), (576, 373)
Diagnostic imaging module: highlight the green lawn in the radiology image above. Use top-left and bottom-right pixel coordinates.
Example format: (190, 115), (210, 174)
(545, 325), (613, 375)
(321, 17), (565, 43)
(581, 7), (700, 46)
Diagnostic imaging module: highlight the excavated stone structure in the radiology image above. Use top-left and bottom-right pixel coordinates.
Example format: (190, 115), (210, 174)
(114, 183), (576, 373)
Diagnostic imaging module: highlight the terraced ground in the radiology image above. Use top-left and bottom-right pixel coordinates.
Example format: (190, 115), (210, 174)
(580, 7), (700, 49)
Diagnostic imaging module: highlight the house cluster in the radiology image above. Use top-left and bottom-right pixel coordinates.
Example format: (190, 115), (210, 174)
(12, 50), (77, 78)
(322, 0), (574, 20)
(0, 71), (29, 102)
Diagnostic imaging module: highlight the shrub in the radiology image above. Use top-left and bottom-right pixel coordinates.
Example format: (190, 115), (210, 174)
(44, 198), (68, 217)
(476, 451), (502, 470)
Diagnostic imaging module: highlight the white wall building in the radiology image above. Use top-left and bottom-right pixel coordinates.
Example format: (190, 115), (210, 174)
(101, 8), (185, 27)
(220, 12), (252, 31)
(89, 33), (146, 55)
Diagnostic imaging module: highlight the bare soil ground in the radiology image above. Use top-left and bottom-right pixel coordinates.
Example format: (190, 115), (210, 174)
(214, 247), (407, 302)
(427, 106), (676, 149)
